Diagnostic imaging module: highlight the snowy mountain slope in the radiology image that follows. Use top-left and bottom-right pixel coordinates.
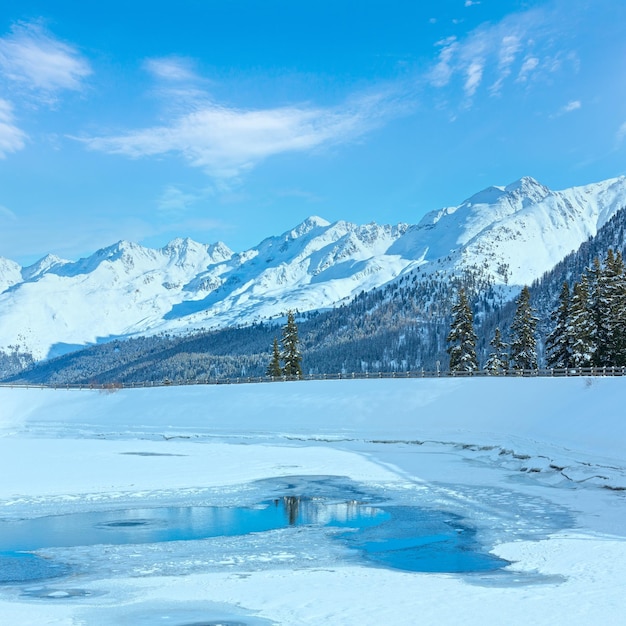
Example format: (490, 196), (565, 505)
(1, 175), (626, 360)
(0, 257), (21, 294)
(389, 176), (626, 285)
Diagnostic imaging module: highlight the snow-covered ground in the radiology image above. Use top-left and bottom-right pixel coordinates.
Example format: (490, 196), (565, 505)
(1, 377), (625, 625)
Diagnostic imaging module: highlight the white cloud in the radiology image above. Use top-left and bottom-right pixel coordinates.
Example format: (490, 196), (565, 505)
(550, 100), (582, 119)
(617, 122), (626, 144)
(144, 57), (199, 83)
(490, 35), (522, 94)
(0, 98), (26, 157)
(0, 21), (91, 100)
(464, 61), (484, 97)
(429, 6), (564, 104)
(430, 37), (459, 88)
(517, 56), (540, 82)
(464, 1), (481, 6)
(80, 91), (399, 180)
(142, 56), (209, 109)
(562, 100), (581, 113)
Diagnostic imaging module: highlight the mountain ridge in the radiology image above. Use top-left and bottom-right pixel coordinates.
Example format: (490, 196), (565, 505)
(2, 175), (626, 361)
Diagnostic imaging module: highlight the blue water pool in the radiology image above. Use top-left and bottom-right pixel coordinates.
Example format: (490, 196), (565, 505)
(0, 487), (509, 583)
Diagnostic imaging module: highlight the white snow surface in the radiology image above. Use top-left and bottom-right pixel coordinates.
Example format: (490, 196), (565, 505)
(2, 175), (626, 359)
(0, 377), (625, 625)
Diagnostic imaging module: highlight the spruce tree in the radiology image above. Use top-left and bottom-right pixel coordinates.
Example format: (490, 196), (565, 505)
(587, 256), (608, 366)
(610, 250), (626, 365)
(602, 249), (626, 365)
(446, 288), (478, 372)
(509, 286), (538, 370)
(546, 281), (573, 368)
(484, 327), (508, 374)
(568, 274), (594, 368)
(281, 310), (303, 378)
(266, 337), (282, 377)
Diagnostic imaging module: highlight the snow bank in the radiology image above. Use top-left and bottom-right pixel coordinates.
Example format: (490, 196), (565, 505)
(2, 376), (624, 461)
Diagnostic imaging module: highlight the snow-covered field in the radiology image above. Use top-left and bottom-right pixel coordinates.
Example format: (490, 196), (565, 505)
(1, 377), (625, 625)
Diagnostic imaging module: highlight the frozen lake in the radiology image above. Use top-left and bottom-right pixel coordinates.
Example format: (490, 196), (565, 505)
(1, 379), (625, 625)
(0, 476), (517, 585)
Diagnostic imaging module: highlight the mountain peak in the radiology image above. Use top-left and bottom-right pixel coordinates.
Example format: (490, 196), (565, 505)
(504, 176), (548, 195)
(21, 254), (69, 281)
(464, 186), (507, 206)
(304, 215), (331, 228)
(289, 216), (331, 238)
(163, 237), (204, 254)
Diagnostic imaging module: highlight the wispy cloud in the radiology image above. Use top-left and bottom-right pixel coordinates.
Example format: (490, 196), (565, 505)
(142, 55), (209, 109)
(0, 203), (17, 221)
(144, 56), (199, 83)
(80, 90), (401, 180)
(549, 99), (581, 119)
(490, 35), (522, 95)
(0, 21), (91, 102)
(563, 100), (581, 113)
(429, 6), (568, 105)
(430, 37), (459, 88)
(157, 184), (206, 214)
(617, 122), (626, 145)
(0, 98), (26, 157)
(464, 61), (484, 98)
(516, 56), (540, 83)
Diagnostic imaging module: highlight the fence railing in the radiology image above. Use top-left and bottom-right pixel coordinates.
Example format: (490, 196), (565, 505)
(0, 366), (625, 391)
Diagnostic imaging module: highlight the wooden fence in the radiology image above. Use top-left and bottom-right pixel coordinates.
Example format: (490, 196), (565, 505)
(1, 366), (625, 391)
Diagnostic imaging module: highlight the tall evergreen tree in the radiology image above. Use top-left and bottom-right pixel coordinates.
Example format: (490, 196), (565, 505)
(510, 286), (538, 369)
(568, 274), (595, 368)
(281, 310), (303, 378)
(587, 256), (609, 366)
(545, 281), (573, 368)
(484, 327), (508, 374)
(602, 249), (626, 365)
(446, 288), (478, 372)
(266, 337), (282, 377)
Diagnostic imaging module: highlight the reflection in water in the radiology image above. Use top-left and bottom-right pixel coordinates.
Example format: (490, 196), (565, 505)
(0, 497), (389, 553)
(281, 496), (299, 525)
(0, 491), (510, 580)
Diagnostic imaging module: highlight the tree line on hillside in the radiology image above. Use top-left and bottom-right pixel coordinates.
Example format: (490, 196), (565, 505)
(447, 249), (626, 373)
(545, 249), (626, 368)
(447, 285), (538, 373)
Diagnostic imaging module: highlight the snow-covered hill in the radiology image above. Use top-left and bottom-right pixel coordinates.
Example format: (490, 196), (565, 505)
(1, 175), (626, 360)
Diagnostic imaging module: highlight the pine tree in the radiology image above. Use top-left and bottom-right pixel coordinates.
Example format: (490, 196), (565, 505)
(602, 249), (626, 365)
(568, 274), (594, 368)
(510, 286), (538, 370)
(484, 327), (508, 374)
(446, 288), (478, 372)
(266, 337), (282, 377)
(281, 310), (303, 378)
(545, 281), (573, 368)
(610, 250), (626, 365)
(587, 256), (608, 366)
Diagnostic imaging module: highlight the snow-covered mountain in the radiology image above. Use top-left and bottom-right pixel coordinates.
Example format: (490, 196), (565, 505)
(1, 175), (626, 360)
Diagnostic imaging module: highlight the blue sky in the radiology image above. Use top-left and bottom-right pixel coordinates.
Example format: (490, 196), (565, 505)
(0, 0), (625, 265)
